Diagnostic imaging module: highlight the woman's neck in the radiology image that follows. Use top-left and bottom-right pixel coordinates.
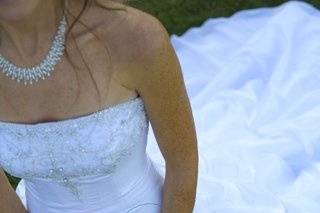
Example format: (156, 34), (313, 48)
(0, 0), (64, 64)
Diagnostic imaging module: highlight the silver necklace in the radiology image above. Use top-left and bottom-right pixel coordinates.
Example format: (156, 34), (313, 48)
(0, 14), (67, 86)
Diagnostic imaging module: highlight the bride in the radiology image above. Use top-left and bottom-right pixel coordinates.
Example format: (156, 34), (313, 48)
(3, 0), (320, 212)
(0, 0), (198, 212)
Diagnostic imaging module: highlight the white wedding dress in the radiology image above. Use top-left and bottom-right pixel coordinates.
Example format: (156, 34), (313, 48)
(1, 96), (164, 213)
(1, 0), (320, 212)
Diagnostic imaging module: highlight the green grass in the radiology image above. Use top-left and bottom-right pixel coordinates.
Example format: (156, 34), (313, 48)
(6, 171), (20, 190)
(127, 0), (290, 35)
(6, 0), (320, 190)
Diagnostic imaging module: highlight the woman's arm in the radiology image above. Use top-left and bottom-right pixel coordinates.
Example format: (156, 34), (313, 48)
(0, 169), (28, 213)
(126, 9), (199, 213)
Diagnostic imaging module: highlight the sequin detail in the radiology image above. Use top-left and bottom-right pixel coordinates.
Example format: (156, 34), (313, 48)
(0, 97), (149, 201)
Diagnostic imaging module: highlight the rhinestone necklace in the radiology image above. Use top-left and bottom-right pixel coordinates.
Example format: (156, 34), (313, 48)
(0, 14), (67, 86)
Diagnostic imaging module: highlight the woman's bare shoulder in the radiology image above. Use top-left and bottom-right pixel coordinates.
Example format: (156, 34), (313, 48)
(68, 0), (165, 38)
(94, 0), (166, 40)
(93, 4), (168, 63)
(74, 0), (170, 88)
(76, 1), (166, 51)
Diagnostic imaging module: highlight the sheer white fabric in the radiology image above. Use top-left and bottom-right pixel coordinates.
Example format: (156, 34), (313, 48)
(150, 1), (318, 212)
(4, 0), (320, 212)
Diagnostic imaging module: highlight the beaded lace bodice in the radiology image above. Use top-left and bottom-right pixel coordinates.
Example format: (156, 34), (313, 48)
(0, 96), (149, 201)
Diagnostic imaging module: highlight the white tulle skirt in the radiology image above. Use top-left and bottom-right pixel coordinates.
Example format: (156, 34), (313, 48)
(17, 1), (320, 212)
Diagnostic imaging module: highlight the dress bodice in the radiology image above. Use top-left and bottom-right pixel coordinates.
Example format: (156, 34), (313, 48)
(0, 96), (151, 203)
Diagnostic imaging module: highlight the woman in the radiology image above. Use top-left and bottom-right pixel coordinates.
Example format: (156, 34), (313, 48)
(0, 0), (198, 212)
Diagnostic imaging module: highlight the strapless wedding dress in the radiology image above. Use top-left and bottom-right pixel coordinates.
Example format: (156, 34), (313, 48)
(2, 0), (320, 212)
(1, 96), (164, 213)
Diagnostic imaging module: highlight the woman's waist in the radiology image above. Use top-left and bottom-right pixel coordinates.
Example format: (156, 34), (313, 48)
(24, 154), (155, 203)
(24, 157), (164, 212)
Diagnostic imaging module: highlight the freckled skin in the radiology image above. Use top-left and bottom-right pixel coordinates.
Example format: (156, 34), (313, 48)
(0, 0), (198, 212)
(123, 5), (199, 212)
